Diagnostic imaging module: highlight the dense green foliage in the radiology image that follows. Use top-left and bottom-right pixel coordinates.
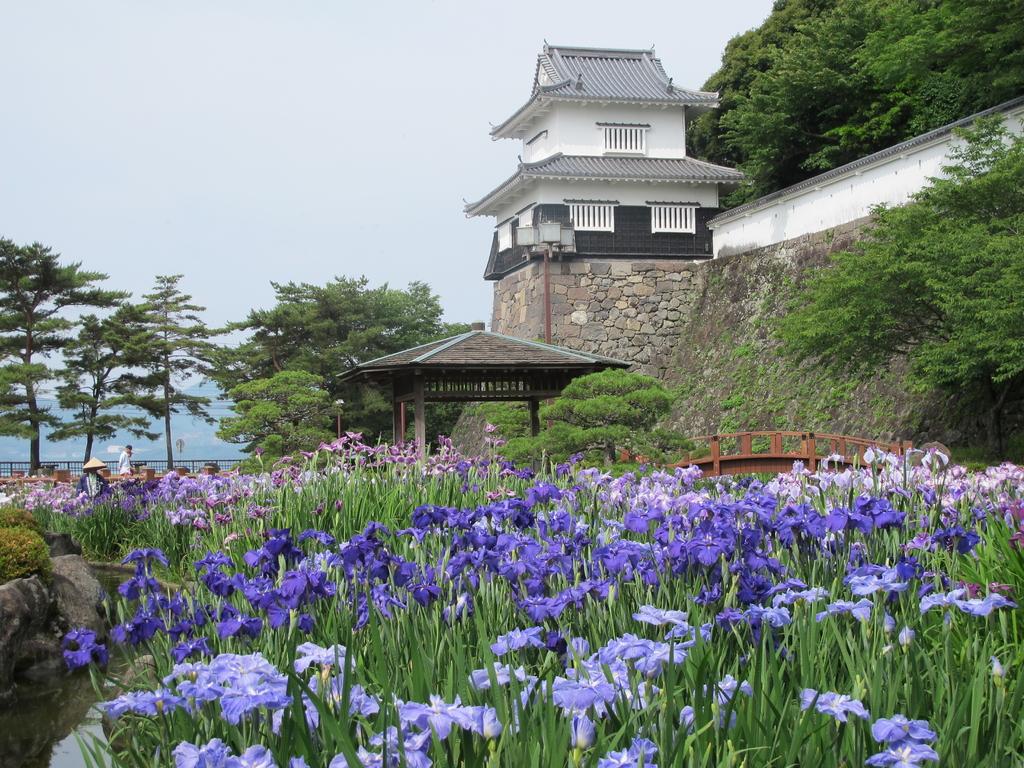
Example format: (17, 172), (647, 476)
(0, 240), (126, 469)
(0, 526), (51, 583)
(0, 239), (473, 463)
(137, 275), (217, 466)
(505, 369), (685, 465)
(690, 0), (1024, 201)
(217, 370), (335, 458)
(212, 277), (468, 443)
(779, 120), (1024, 453)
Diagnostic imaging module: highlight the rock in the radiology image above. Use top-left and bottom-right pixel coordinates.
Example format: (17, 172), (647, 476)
(43, 532), (82, 557)
(51, 556), (105, 636)
(0, 576), (56, 705)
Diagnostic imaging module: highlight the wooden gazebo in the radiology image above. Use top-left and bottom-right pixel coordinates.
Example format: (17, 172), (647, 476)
(338, 325), (630, 450)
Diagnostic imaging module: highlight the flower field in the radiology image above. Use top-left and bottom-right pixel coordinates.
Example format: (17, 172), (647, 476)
(24, 438), (1024, 767)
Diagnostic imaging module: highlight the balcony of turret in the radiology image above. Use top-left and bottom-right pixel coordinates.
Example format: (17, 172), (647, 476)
(483, 203), (718, 280)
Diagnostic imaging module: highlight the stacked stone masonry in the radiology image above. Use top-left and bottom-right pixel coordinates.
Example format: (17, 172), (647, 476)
(491, 258), (705, 375)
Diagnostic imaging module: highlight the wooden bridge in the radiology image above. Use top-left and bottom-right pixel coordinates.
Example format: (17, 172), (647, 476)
(672, 431), (913, 476)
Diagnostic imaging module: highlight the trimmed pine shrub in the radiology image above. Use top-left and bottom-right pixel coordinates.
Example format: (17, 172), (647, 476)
(0, 526), (51, 584)
(0, 506), (44, 535)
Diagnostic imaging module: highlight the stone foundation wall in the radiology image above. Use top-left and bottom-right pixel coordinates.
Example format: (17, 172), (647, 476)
(490, 258), (705, 374)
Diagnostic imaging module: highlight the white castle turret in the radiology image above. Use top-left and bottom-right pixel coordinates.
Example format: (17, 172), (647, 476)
(465, 45), (741, 366)
(466, 45), (742, 282)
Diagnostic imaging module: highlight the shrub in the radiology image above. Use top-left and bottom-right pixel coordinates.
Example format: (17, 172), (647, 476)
(0, 506), (43, 535)
(504, 369), (688, 465)
(0, 526), (52, 583)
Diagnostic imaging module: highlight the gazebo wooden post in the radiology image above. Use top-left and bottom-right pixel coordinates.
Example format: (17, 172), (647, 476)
(392, 398), (403, 444)
(528, 398), (541, 436)
(413, 376), (426, 456)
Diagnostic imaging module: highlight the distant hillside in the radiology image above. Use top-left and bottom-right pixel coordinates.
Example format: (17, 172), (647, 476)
(0, 380), (244, 463)
(689, 0), (1024, 202)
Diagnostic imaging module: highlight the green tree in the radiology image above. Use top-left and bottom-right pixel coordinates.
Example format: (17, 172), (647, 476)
(778, 119), (1024, 454)
(138, 275), (217, 466)
(0, 240), (126, 469)
(690, 0), (1024, 202)
(217, 370), (334, 458)
(505, 369), (679, 465)
(212, 277), (462, 442)
(50, 306), (160, 462)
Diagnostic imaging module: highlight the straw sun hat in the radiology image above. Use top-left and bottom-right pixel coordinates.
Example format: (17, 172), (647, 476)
(83, 457), (107, 470)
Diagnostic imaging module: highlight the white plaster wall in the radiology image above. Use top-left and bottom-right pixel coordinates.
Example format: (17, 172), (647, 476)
(711, 106), (1024, 257)
(493, 179), (719, 224)
(521, 102), (687, 162)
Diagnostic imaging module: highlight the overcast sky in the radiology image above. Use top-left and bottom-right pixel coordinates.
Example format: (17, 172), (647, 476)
(1, 1), (772, 330)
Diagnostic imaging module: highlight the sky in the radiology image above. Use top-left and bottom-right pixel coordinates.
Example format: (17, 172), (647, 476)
(0, 0), (773, 329)
(0, 0), (773, 462)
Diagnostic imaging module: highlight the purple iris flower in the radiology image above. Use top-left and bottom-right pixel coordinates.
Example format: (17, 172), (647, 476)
(709, 674), (753, 707)
(772, 587), (829, 607)
(633, 605), (689, 626)
(800, 689), (870, 722)
(117, 688), (188, 716)
(491, 627), (545, 655)
(954, 593), (1017, 617)
(846, 572), (910, 597)
(294, 642), (347, 674)
(468, 661), (526, 689)
(571, 713), (597, 749)
(172, 637), (213, 663)
(816, 599), (873, 622)
(552, 676), (618, 713)
(871, 715), (937, 744)
(173, 738), (233, 768)
(745, 605), (792, 628)
(123, 547), (169, 569)
(864, 742), (940, 766)
(897, 627), (916, 647)
(62, 628), (108, 670)
(225, 746), (276, 768)
(596, 737), (658, 768)
(464, 706), (503, 738)
(219, 670), (291, 725)
(398, 695), (477, 739)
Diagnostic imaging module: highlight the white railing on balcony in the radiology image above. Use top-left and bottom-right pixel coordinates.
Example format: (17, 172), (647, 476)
(602, 124), (647, 154)
(650, 204), (697, 233)
(570, 203), (615, 232)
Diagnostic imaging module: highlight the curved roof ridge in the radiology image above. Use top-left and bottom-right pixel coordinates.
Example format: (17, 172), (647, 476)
(465, 154), (743, 216)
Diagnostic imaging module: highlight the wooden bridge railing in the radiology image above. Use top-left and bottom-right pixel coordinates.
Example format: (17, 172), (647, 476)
(672, 431), (912, 477)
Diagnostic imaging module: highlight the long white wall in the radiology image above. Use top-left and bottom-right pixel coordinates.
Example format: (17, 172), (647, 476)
(710, 104), (1024, 257)
(521, 102), (687, 163)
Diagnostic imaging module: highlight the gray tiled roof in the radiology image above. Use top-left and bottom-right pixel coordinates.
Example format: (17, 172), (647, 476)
(465, 154), (744, 216)
(708, 94), (1024, 227)
(493, 46), (719, 137)
(339, 331), (630, 377)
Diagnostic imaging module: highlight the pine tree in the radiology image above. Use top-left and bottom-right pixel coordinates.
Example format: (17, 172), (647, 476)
(50, 306), (160, 462)
(138, 275), (217, 466)
(0, 239), (126, 469)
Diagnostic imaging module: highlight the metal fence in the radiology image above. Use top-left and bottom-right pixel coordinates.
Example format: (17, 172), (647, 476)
(0, 458), (244, 477)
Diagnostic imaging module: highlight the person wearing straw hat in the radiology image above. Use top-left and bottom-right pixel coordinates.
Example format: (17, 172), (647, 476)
(77, 457), (110, 498)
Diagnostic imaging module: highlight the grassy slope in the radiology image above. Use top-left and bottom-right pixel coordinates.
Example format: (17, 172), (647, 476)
(665, 221), (947, 444)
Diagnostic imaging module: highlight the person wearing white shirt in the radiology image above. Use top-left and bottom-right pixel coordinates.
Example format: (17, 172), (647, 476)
(118, 444), (133, 476)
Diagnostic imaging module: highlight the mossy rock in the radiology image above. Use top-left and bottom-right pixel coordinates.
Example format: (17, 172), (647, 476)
(0, 507), (43, 535)
(0, 526), (52, 584)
